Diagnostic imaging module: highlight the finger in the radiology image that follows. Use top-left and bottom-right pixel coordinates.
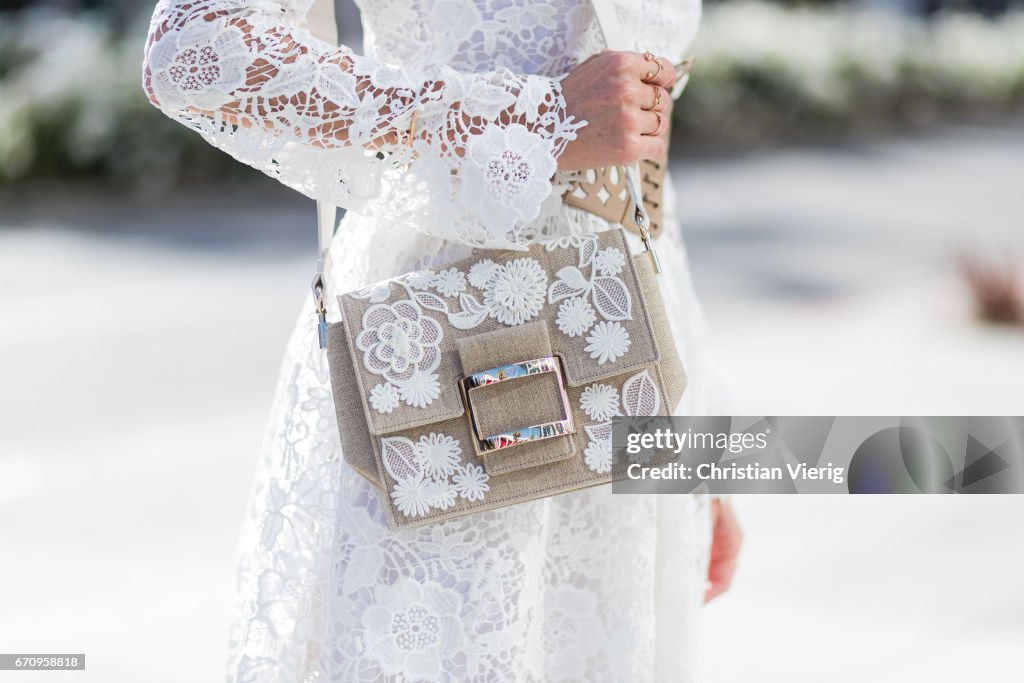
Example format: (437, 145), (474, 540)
(633, 131), (667, 162)
(635, 52), (676, 89)
(704, 558), (736, 603)
(639, 84), (671, 112)
(704, 579), (730, 603)
(637, 109), (667, 137)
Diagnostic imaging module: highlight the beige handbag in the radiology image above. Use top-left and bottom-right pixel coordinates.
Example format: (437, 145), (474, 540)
(313, 0), (687, 530)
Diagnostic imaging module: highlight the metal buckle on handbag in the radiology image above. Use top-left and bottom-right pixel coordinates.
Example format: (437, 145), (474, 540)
(459, 356), (575, 453)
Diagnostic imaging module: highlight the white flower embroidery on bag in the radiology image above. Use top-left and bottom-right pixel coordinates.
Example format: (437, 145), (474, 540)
(427, 479), (458, 510)
(580, 370), (662, 473)
(397, 371), (441, 409)
(579, 383), (622, 422)
(391, 476), (436, 518)
(414, 432), (462, 479)
(484, 257), (548, 325)
(381, 434), (489, 518)
(584, 439), (612, 474)
(369, 383), (400, 414)
(406, 269), (436, 290)
(547, 235), (634, 359)
(431, 268), (466, 297)
(556, 296), (596, 337)
(452, 463), (490, 501)
(356, 298), (443, 408)
(594, 246), (626, 276)
(467, 259), (500, 289)
(356, 235), (637, 415)
(584, 321), (631, 365)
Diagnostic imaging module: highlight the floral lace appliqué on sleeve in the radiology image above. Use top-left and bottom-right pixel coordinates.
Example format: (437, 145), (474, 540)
(142, 0), (588, 249)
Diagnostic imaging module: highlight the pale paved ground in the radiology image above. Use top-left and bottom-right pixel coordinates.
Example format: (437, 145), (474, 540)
(1, 126), (1022, 682)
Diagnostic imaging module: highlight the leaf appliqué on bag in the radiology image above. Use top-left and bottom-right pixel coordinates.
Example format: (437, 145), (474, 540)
(578, 235), (598, 269)
(622, 370), (661, 417)
(584, 421), (613, 444)
(557, 266), (590, 291)
(413, 290), (450, 313)
(381, 437), (421, 482)
(592, 275), (632, 321)
(448, 292), (490, 329)
(548, 265), (591, 304)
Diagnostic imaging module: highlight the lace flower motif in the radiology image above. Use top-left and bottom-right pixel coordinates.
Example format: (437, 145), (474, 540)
(452, 463), (490, 502)
(362, 577), (468, 679)
(484, 257), (548, 326)
(584, 321), (631, 365)
(556, 296), (596, 337)
(584, 438), (613, 474)
(414, 433), (462, 479)
(468, 259), (500, 289)
(594, 247), (626, 276)
(369, 383), (400, 414)
(397, 371), (441, 409)
(432, 268), (466, 297)
(461, 123), (560, 228)
(146, 18), (251, 110)
(580, 384), (621, 422)
(524, 584), (603, 679)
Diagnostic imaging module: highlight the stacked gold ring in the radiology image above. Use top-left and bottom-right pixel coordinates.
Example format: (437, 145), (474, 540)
(645, 111), (663, 136)
(642, 51), (663, 82)
(648, 84), (662, 110)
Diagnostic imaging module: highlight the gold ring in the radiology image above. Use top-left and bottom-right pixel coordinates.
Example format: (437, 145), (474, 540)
(649, 84), (662, 110)
(645, 111), (663, 136)
(643, 51), (664, 82)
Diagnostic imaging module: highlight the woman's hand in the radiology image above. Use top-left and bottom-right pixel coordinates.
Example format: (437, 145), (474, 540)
(557, 49), (677, 171)
(705, 498), (743, 603)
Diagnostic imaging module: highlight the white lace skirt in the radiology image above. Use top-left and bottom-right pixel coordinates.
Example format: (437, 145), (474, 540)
(226, 178), (736, 682)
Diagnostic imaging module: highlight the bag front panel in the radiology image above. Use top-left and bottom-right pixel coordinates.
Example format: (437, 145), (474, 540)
(326, 229), (686, 528)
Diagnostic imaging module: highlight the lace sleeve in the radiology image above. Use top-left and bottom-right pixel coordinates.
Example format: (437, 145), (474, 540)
(142, 0), (588, 250)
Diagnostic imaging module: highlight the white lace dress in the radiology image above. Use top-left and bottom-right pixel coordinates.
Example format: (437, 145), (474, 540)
(142, 0), (736, 680)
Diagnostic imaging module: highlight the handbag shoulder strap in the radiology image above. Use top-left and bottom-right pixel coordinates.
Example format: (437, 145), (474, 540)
(590, 0), (627, 51)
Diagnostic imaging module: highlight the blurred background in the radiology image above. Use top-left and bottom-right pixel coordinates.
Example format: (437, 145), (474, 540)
(1, 0), (1022, 681)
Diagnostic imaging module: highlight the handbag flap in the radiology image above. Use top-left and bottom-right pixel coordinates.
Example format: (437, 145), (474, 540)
(337, 229), (660, 437)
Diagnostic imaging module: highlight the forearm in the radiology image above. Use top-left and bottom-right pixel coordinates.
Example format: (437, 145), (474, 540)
(140, 0), (585, 249)
(143, 4), (572, 160)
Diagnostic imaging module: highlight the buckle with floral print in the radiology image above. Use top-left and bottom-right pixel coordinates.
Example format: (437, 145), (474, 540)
(460, 356), (575, 453)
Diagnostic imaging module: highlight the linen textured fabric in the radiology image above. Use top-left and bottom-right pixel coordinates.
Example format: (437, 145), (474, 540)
(141, 0), (736, 680)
